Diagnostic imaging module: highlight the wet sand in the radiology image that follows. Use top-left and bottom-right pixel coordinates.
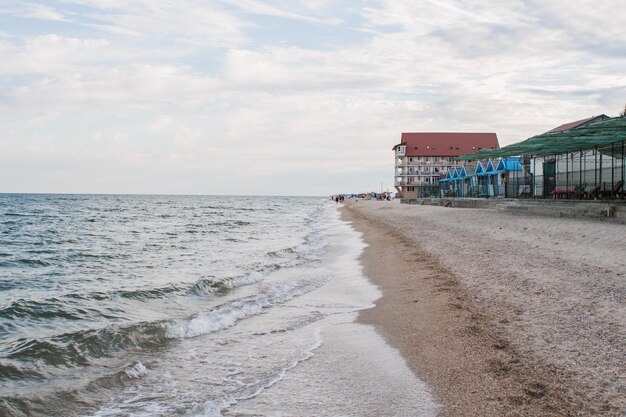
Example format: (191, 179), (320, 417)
(342, 200), (625, 417)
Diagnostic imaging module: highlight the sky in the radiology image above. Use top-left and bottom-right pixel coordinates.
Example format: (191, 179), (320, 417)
(0, 0), (625, 196)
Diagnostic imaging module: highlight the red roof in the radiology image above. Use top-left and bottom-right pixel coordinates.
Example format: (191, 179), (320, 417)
(392, 132), (499, 157)
(547, 114), (609, 133)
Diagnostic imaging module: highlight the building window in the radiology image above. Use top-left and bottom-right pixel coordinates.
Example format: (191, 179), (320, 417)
(407, 187), (415, 192)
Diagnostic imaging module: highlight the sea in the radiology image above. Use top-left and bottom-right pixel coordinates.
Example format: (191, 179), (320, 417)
(0, 194), (439, 417)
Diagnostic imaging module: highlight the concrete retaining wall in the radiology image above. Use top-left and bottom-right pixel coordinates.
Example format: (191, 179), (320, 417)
(400, 198), (626, 224)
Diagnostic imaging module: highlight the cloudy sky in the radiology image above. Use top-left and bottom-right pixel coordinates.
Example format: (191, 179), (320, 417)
(1, 0), (625, 195)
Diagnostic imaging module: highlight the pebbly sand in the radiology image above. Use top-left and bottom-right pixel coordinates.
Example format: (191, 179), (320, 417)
(342, 199), (625, 417)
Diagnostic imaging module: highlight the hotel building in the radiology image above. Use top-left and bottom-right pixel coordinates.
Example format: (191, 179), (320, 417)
(393, 132), (500, 199)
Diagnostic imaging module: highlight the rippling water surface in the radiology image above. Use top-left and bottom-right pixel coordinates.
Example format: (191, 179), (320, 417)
(0, 195), (330, 414)
(0, 194), (439, 417)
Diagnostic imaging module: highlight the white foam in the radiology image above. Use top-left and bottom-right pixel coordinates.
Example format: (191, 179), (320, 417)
(228, 270), (264, 286)
(166, 276), (329, 339)
(124, 361), (149, 379)
(187, 397), (236, 417)
(192, 331), (324, 417)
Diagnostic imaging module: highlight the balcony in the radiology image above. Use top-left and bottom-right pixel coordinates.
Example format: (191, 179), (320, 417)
(395, 179), (436, 186)
(396, 170), (417, 176)
(396, 160), (451, 167)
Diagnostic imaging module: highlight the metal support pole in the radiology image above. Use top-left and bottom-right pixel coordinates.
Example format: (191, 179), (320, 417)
(583, 151), (587, 184)
(566, 151), (569, 191)
(599, 146), (603, 191)
(594, 146), (598, 189)
(611, 142), (615, 189)
(533, 157), (536, 198)
(579, 150), (583, 190)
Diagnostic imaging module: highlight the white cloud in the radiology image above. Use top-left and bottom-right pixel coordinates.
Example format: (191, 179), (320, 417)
(174, 126), (204, 146)
(62, 0), (248, 47)
(225, 0), (344, 25)
(0, 2), (70, 22)
(222, 47), (387, 91)
(0, 35), (114, 76)
(9, 63), (218, 110)
(527, 0), (626, 48)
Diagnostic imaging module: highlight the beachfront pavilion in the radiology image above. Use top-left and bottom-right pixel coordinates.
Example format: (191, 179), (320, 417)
(493, 157), (524, 197)
(456, 116), (626, 199)
(440, 163), (481, 197)
(439, 158), (523, 198)
(440, 165), (464, 197)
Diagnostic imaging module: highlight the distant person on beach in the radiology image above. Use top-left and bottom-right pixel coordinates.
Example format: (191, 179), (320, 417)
(335, 196), (339, 204)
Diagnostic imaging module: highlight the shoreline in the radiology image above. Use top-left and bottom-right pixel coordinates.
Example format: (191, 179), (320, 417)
(342, 200), (625, 417)
(224, 204), (440, 417)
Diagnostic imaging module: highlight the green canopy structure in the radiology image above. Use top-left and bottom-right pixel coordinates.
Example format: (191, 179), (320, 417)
(457, 116), (626, 160)
(450, 115), (626, 200)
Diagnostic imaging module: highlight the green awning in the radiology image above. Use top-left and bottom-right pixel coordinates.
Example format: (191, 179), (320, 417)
(457, 116), (626, 160)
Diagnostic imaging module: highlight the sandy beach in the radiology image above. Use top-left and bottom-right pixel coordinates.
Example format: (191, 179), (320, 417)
(343, 199), (625, 417)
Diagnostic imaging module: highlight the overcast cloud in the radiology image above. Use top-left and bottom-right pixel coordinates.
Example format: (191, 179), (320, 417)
(1, 0), (625, 195)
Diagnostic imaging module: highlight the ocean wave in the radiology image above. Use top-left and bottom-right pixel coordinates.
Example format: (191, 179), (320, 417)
(0, 361), (152, 417)
(0, 298), (90, 321)
(266, 229), (328, 262)
(64, 251), (126, 261)
(266, 247), (297, 257)
(190, 266), (281, 297)
(0, 269), (275, 321)
(85, 361), (150, 393)
(0, 361), (44, 380)
(11, 258), (52, 267)
(2, 270), (311, 360)
(204, 220), (252, 228)
(118, 285), (182, 300)
(5, 321), (168, 369)
(166, 275), (329, 339)
(3, 275), (328, 372)
(252, 311), (325, 336)
(189, 279), (230, 296)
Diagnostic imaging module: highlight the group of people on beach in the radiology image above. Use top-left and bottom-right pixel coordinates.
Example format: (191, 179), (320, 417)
(333, 195), (345, 204)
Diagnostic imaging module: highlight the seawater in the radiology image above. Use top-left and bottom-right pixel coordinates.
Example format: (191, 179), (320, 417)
(0, 194), (439, 416)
